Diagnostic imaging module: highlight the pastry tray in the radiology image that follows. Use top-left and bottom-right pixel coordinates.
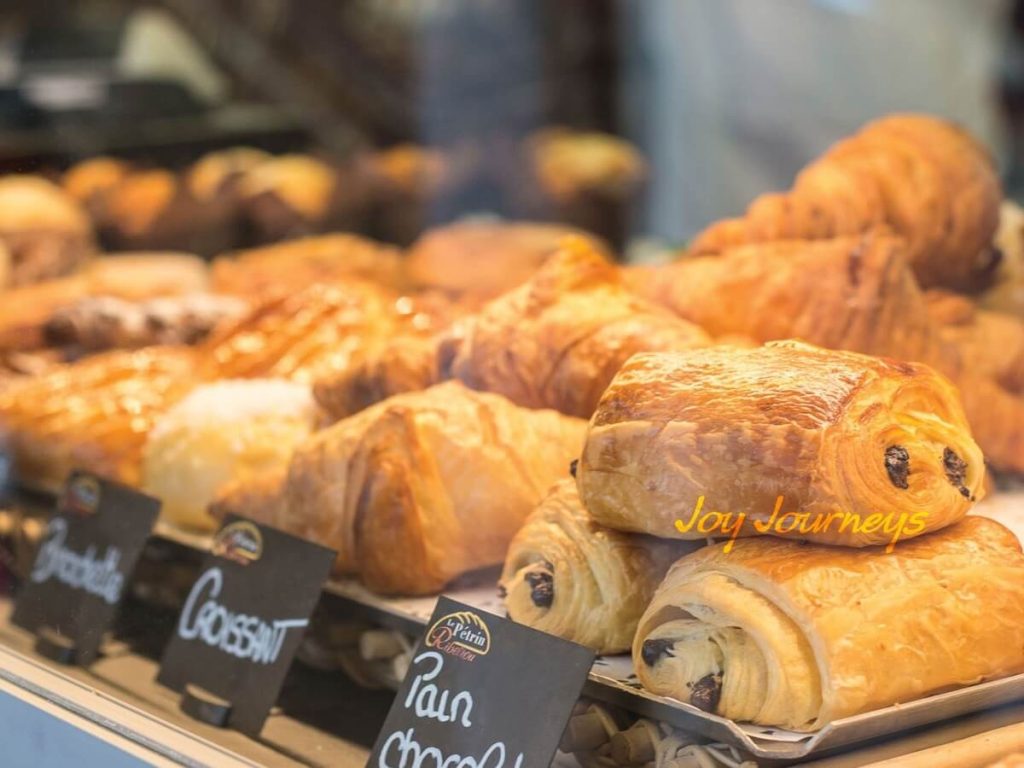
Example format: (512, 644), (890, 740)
(149, 521), (1024, 763)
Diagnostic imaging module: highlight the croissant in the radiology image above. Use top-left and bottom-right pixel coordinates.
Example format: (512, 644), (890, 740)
(275, 381), (586, 594)
(312, 291), (466, 421)
(0, 347), (197, 491)
(443, 237), (710, 418)
(578, 341), (984, 546)
(633, 516), (1024, 730)
(313, 334), (442, 421)
(649, 234), (953, 370)
(197, 281), (395, 383)
(646, 234), (1024, 473)
(926, 290), (1024, 395)
(405, 220), (610, 303)
(500, 479), (690, 654)
(691, 114), (1001, 292)
(210, 234), (403, 299)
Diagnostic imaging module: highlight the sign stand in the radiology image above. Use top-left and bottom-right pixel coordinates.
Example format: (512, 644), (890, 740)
(180, 684), (233, 727)
(33, 626), (80, 666)
(157, 515), (336, 737)
(12, 471), (161, 668)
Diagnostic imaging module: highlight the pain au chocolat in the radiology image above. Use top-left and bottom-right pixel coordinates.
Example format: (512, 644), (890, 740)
(633, 517), (1024, 730)
(577, 341), (983, 547)
(500, 479), (691, 654)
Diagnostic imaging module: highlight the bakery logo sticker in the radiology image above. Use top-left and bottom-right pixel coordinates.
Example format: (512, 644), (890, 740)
(212, 520), (263, 565)
(62, 474), (101, 517)
(425, 611), (491, 662)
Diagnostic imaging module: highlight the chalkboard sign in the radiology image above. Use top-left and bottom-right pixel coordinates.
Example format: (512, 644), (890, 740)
(12, 471), (161, 665)
(369, 597), (596, 768)
(156, 515), (335, 736)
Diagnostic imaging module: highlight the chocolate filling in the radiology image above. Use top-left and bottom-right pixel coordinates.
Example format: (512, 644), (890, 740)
(690, 673), (723, 713)
(885, 445), (910, 489)
(640, 638), (675, 667)
(942, 447), (972, 500)
(569, 458), (579, 478)
(524, 564), (554, 608)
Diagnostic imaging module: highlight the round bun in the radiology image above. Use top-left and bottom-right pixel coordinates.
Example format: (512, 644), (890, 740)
(142, 379), (316, 532)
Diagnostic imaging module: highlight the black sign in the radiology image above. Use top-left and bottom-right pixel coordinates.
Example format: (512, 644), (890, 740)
(12, 471), (161, 665)
(156, 515), (335, 736)
(369, 597), (596, 768)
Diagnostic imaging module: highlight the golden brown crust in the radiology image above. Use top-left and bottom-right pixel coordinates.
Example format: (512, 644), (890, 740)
(208, 466), (288, 527)
(197, 281), (395, 383)
(691, 114), (1001, 292)
(62, 157), (131, 208)
(0, 347), (197, 491)
(277, 382), (586, 594)
(646, 234), (1024, 473)
(445, 237), (710, 417)
(210, 234), (403, 298)
(500, 479), (691, 653)
(633, 517), (1024, 729)
(311, 290), (466, 420)
(579, 341), (984, 546)
(528, 128), (647, 202)
(405, 219), (611, 301)
(654, 234), (953, 370)
(927, 290), (1024, 394)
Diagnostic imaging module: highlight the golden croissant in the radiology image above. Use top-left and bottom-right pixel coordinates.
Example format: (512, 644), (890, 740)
(312, 291), (466, 421)
(645, 234), (1024, 473)
(443, 237), (710, 418)
(691, 114), (1001, 292)
(500, 479), (690, 654)
(273, 382), (585, 594)
(926, 289), (1024, 395)
(578, 341), (984, 546)
(633, 516), (1024, 730)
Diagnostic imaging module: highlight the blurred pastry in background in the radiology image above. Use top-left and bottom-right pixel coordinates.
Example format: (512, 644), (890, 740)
(82, 252), (210, 300)
(405, 218), (610, 303)
(97, 169), (236, 256)
(926, 289), (1024, 394)
(0, 347), (198, 492)
(356, 143), (476, 246)
(61, 157), (132, 220)
(43, 294), (247, 354)
(0, 252), (210, 354)
(691, 114), (1001, 293)
(516, 127), (647, 251)
(186, 147), (272, 205)
(0, 176), (95, 287)
(237, 154), (362, 244)
(210, 234), (403, 299)
(142, 379), (317, 532)
(980, 200), (1024, 317)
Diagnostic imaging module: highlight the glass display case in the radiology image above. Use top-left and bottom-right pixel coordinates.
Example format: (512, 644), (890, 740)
(0, 2), (1022, 767)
